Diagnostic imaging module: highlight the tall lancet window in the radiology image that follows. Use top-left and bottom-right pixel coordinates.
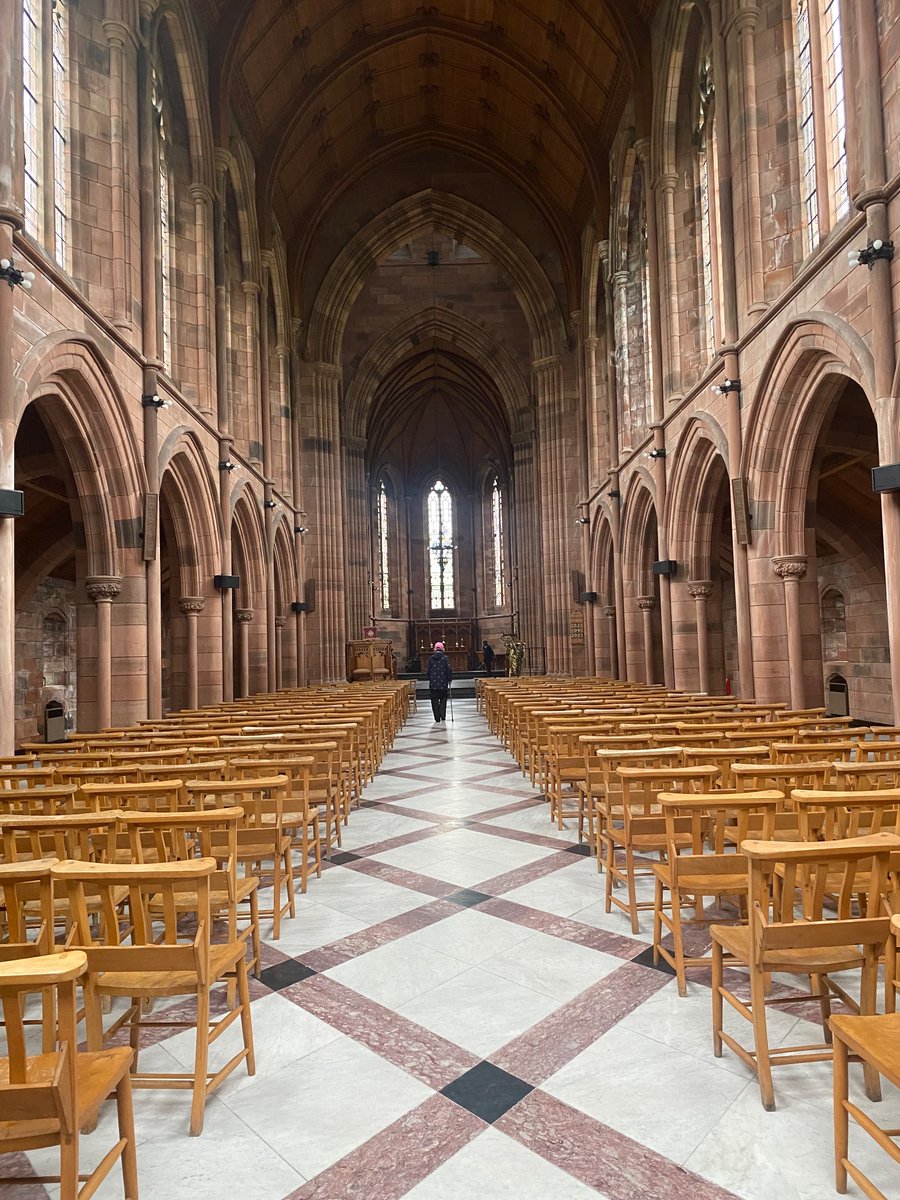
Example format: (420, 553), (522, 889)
(22, 0), (69, 262)
(821, 0), (849, 221)
(427, 480), (455, 611)
(696, 55), (718, 358)
(796, 0), (820, 250)
(51, 0), (69, 267)
(22, 0), (42, 238)
(377, 477), (391, 614)
(152, 68), (172, 366)
(490, 474), (505, 609)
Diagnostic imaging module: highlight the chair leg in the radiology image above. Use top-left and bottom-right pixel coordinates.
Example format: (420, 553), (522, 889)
(272, 855), (282, 940)
(59, 1132), (79, 1200)
(833, 1033), (849, 1194)
(236, 958), (256, 1077)
(249, 890), (260, 977)
(810, 973), (833, 1045)
(190, 988), (211, 1137)
(284, 845), (296, 919)
(116, 1072), (140, 1200)
(712, 940), (724, 1057)
(129, 995), (143, 1071)
(670, 888), (687, 998)
(749, 965), (776, 1111)
(859, 953), (883, 1102)
(625, 845), (639, 934)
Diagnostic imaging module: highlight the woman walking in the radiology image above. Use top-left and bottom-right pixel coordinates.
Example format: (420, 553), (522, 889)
(427, 641), (453, 723)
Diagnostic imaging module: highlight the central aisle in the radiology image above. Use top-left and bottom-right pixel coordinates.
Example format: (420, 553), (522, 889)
(71, 699), (900, 1199)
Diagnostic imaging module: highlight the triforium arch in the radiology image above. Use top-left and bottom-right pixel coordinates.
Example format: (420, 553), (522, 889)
(271, 514), (297, 689)
(304, 191), (568, 365)
(229, 485), (267, 696)
(590, 509), (618, 677)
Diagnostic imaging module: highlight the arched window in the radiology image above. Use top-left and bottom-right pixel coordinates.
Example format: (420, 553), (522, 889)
(696, 55), (719, 358)
(21, 0), (69, 264)
(152, 67), (172, 366)
(487, 474), (505, 609)
(427, 480), (455, 611)
(376, 477), (391, 614)
(792, 0), (850, 252)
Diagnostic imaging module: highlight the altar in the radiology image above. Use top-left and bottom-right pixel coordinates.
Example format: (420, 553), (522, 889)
(413, 619), (474, 673)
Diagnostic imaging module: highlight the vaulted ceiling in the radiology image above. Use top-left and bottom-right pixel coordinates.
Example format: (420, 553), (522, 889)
(205, 0), (657, 284)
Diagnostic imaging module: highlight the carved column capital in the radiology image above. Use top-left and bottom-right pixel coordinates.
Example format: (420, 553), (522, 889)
(657, 171), (679, 195)
(275, 615), (287, 629)
(772, 555), (808, 581)
(179, 596), (205, 616)
(732, 6), (760, 36)
(235, 608), (255, 623)
(241, 279), (260, 298)
(189, 182), (214, 208)
(603, 605), (616, 618)
(610, 269), (630, 290)
(313, 361), (342, 383)
(688, 579), (714, 599)
(86, 576), (122, 604)
(532, 355), (562, 377)
(101, 19), (138, 49)
(636, 595), (656, 612)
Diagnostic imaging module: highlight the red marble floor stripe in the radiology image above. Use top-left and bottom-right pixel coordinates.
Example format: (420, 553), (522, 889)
(496, 1089), (742, 1200)
(348, 824), (449, 858)
(479, 849), (581, 895)
(281, 974), (480, 1088)
(2, 1153), (49, 1198)
(466, 818), (571, 851)
(490, 961), (671, 1085)
(478, 897), (645, 961)
(345, 856), (459, 898)
(286, 1094), (484, 1200)
(466, 796), (545, 821)
(300, 899), (461, 971)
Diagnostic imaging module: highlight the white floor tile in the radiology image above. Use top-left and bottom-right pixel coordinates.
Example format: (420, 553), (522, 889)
(324, 937), (470, 1007)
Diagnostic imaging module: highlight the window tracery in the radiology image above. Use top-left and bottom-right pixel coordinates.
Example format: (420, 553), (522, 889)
(427, 480), (455, 611)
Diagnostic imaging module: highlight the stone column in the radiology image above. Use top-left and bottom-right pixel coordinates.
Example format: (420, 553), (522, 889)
(235, 608), (254, 698)
(0, 169), (20, 753)
(342, 434), (370, 639)
(734, 6), (765, 312)
(688, 580), (714, 694)
(773, 557), (807, 710)
(603, 605), (618, 679)
(242, 280), (261, 461)
(190, 183), (215, 415)
(534, 356), (574, 675)
(637, 596), (656, 685)
(101, 18), (136, 331)
(511, 426), (544, 669)
(610, 271), (630, 454)
(213, 149), (232, 435)
(657, 173), (681, 394)
(87, 577), (122, 730)
(178, 596), (204, 710)
(275, 614), (286, 691)
(258, 257), (273, 479)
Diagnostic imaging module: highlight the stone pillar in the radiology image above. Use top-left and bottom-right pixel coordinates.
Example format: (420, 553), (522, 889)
(218, 439), (235, 703)
(657, 173), (681, 394)
(610, 271), (630, 454)
(511, 426), (544, 669)
(734, 6), (765, 312)
(342, 434), (370, 640)
(637, 596), (656, 685)
(190, 183), (215, 415)
(603, 605), (618, 679)
(87, 577), (123, 730)
(275, 614), (286, 691)
(213, 150), (232, 435)
(688, 580), (714, 694)
(242, 280), (261, 461)
(773, 557), (807, 710)
(258, 259), (273, 479)
(0, 163), (20, 753)
(300, 362), (347, 683)
(235, 609), (254, 698)
(101, 17), (136, 331)
(534, 356), (575, 675)
(179, 596), (204, 710)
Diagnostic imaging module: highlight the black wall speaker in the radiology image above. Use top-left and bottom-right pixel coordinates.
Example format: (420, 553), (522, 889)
(214, 574), (240, 590)
(580, 591), (598, 603)
(0, 489), (24, 518)
(652, 559), (677, 577)
(872, 464), (900, 494)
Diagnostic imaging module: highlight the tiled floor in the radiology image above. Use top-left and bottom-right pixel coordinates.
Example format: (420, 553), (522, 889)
(19, 700), (900, 1198)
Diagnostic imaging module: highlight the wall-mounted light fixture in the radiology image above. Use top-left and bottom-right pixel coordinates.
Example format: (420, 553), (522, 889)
(0, 258), (35, 289)
(608, 488), (621, 499)
(712, 378), (741, 396)
(575, 516), (590, 526)
(294, 525), (309, 534)
(647, 447), (667, 459)
(141, 394), (172, 409)
(848, 239), (894, 270)
(263, 499), (278, 510)
(218, 459), (235, 471)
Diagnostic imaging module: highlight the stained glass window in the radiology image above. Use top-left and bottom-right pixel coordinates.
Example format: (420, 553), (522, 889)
(796, 0), (820, 250)
(51, 0), (69, 267)
(427, 480), (455, 611)
(377, 478), (390, 613)
(22, 0), (42, 238)
(490, 475), (504, 608)
(153, 70), (172, 365)
(821, 0), (849, 221)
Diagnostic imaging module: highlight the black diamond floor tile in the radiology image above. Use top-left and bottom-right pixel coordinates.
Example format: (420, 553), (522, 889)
(564, 843), (593, 856)
(329, 851), (362, 865)
(441, 1061), (533, 1123)
(445, 889), (493, 907)
(630, 945), (677, 976)
(258, 960), (318, 991)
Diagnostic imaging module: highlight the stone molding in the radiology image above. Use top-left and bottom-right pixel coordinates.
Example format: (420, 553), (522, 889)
(313, 361), (343, 383)
(772, 555), (808, 581)
(532, 355), (561, 376)
(178, 596), (205, 616)
(101, 19), (138, 49)
(235, 608), (255, 623)
(86, 576), (122, 603)
(636, 595), (656, 611)
(275, 615), (287, 628)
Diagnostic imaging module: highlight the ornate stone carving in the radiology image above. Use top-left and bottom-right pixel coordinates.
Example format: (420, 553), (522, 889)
(532, 355), (561, 376)
(86, 576), (122, 603)
(772, 556), (808, 581)
(275, 615), (287, 629)
(688, 580), (714, 599)
(179, 597), (205, 616)
(636, 595), (656, 612)
(240, 279), (260, 297)
(603, 605), (616, 619)
(235, 608), (255, 623)
(313, 361), (343, 383)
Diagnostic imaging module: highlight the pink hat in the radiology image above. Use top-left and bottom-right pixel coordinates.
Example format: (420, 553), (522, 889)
(434, 641), (445, 651)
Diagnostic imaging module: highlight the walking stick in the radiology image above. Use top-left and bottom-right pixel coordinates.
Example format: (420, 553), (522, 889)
(448, 681), (454, 723)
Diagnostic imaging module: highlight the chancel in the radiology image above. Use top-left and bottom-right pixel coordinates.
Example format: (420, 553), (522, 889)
(0, 0), (899, 1197)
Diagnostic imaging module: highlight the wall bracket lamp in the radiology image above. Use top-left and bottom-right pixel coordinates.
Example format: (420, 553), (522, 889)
(141, 393), (172, 409)
(608, 489), (621, 499)
(263, 499), (278, 510)
(848, 240), (894, 270)
(712, 378), (741, 395)
(0, 258), (34, 289)
(647, 447), (667, 459)
(294, 525), (309, 534)
(575, 516), (590, 525)
(218, 459), (235, 471)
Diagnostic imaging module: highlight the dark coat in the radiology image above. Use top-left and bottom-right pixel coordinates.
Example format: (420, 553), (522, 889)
(427, 651), (453, 691)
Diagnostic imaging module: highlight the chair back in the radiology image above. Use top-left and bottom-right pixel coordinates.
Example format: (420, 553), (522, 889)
(0, 811), (120, 864)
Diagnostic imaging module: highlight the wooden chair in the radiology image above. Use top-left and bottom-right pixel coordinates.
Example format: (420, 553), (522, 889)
(834, 760), (900, 791)
(0, 859), (58, 1051)
(0, 784), (80, 816)
(710, 832), (899, 1110)
(53, 857), (256, 1137)
(652, 791), (783, 995)
(831, 912), (900, 1199)
(605, 765), (719, 933)
(589, 745), (683, 873)
(0, 950), (139, 1199)
(232, 756), (321, 893)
